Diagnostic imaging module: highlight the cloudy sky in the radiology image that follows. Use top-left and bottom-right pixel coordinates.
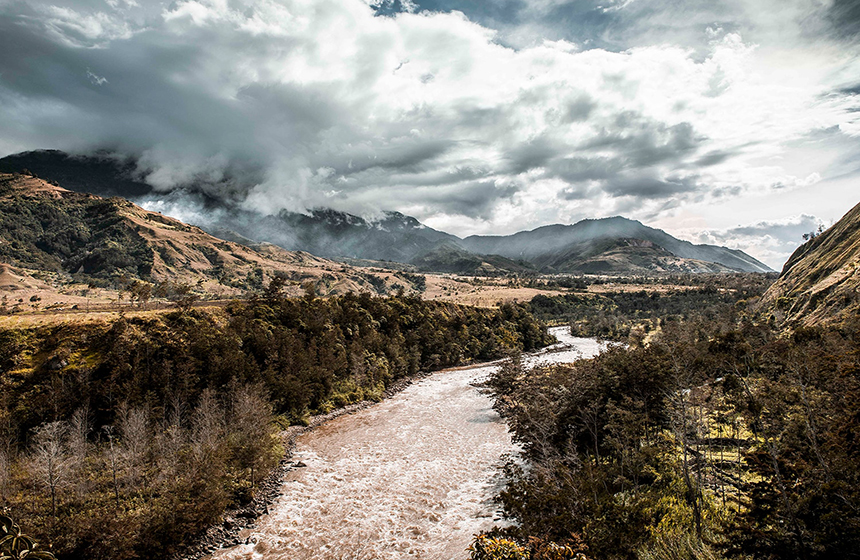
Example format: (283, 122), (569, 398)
(1, 0), (859, 269)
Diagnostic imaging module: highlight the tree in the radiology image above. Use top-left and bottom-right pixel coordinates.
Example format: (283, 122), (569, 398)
(129, 281), (152, 309)
(190, 389), (224, 469)
(171, 282), (199, 313)
(67, 407), (91, 497)
(102, 425), (121, 507)
(155, 397), (186, 485)
(229, 385), (277, 485)
(0, 448), (8, 501)
(118, 404), (150, 490)
(31, 421), (71, 518)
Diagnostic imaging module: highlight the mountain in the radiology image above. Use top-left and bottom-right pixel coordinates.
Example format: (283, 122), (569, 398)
(0, 172), (407, 296)
(757, 200), (860, 326)
(0, 151), (459, 262)
(460, 217), (773, 273)
(0, 150), (773, 275)
(410, 242), (536, 275)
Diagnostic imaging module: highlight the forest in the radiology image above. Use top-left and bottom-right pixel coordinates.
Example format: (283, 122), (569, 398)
(528, 274), (775, 340)
(0, 290), (551, 559)
(473, 299), (860, 560)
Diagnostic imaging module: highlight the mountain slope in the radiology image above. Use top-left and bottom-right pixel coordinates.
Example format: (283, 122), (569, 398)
(530, 237), (740, 274)
(410, 242), (535, 275)
(758, 200), (860, 326)
(461, 216), (773, 273)
(0, 173), (403, 296)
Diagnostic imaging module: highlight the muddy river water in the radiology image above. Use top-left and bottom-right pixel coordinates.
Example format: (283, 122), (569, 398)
(208, 327), (603, 560)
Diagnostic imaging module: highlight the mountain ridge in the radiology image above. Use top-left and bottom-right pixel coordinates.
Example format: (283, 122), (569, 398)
(461, 216), (773, 273)
(0, 150), (773, 275)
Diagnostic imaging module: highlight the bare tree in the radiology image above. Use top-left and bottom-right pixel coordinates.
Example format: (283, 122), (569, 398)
(68, 407), (91, 497)
(118, 404), (150, 490)
(0, 448), (8, 501)
(191, 389), (224, 471)
(31, 421), (71, 517)
(103, 425), (120, 507)
(230, 385), (276, 484)
(156, 397), (186, 485)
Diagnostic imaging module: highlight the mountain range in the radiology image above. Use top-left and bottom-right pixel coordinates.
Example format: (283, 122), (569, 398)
(0, 150), (773, 275)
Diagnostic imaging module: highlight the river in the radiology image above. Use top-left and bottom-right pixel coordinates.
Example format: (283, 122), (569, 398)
(207, 327), (604, 560)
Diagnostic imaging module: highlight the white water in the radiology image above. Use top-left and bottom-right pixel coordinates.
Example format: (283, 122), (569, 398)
(207, 327), (604, 560)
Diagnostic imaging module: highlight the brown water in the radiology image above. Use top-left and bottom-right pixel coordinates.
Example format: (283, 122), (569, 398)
(208, 328), (603, 560)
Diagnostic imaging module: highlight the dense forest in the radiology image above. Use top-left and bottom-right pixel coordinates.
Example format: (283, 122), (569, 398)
(473, 305), (860, 560)
(0, 290), (551, 559)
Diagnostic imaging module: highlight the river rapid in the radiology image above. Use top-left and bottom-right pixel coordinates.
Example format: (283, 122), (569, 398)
(207, 327), (604, 560)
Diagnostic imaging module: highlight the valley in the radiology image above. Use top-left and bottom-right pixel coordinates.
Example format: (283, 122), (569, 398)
(0, 155), (856, 560)
(3, 2), (858, 558)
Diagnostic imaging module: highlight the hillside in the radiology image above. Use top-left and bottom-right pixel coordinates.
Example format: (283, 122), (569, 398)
(758, 199), (860, 326)
(0, 173), (413, 298)
(410, 242), (536, 275)
(524, 237), (739, 274)
(461, 216), (773, 273)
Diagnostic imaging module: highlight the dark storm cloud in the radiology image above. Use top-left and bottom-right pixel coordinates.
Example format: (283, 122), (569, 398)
(0, 3), (270, 182)
(580, 118), (701, 168)
(390, 165), (492, 187)
(837, 83), (860, 96)
(549, 156), (622, 183)
(334, 140), (453, 175)
(501, 112), (707, 204)
(604, 175), (701, 199)
(695, 150), (734, 167)
(828, 0), (860, 40)
(505, 136), (558, 174)
(563, 96), (596, 123)
(397, 179), (521, 218)
(1, 0), (858, 241)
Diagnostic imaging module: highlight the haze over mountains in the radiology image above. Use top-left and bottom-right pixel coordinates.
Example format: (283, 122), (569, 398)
(0, 150), (773, 275)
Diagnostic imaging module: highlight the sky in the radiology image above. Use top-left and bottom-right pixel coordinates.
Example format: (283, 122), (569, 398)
(1, 0), (859, 269)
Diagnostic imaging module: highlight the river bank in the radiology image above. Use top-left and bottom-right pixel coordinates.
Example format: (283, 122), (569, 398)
(182, 326), (597, 560)
(174, 370), (436, 559)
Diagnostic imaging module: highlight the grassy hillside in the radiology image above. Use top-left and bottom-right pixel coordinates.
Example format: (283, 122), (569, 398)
(462, 217), (773, 274)
(0, 173), (428, 300)
(411, 242), (536, 275)
(758, 200), (860, 326)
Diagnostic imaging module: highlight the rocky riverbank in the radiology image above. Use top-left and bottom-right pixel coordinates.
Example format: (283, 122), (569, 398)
(174, 370), (434, 560)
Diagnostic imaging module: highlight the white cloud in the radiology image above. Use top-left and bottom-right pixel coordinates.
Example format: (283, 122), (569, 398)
(678, 214), (826, 271)
(0, 0), (859, 268)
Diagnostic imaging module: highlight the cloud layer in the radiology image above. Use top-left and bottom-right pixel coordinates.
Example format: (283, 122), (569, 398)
(1, 0), (859, 268)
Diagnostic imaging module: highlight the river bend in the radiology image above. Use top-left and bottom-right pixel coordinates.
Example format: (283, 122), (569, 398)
(208, 327), (603, 560)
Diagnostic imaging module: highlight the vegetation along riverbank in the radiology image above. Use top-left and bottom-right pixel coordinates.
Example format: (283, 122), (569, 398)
(0, 290), (551, 559)
(472, 265), (860, 559)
